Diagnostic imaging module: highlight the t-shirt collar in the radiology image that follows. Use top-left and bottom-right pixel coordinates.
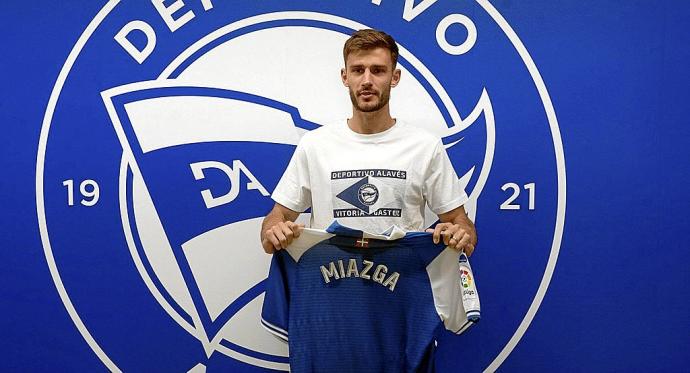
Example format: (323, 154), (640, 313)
(341, 118), (400, 142)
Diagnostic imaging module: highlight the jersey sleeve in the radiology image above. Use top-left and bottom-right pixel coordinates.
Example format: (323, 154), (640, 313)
(261, 250), (297, 341)
(426, 247), (479, 335)
(423, 141), (469, 215)
(260, 229), (330, 341)
(271, 140), (312, 212)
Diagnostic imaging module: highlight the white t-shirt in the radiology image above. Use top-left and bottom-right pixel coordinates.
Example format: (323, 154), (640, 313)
(272, 120), (468, 233)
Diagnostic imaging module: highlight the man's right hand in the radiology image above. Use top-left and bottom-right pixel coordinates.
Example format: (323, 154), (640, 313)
(262, 221), (304, 253)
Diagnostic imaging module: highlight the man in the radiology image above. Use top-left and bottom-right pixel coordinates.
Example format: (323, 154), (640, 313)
(261, 29), (477, 255)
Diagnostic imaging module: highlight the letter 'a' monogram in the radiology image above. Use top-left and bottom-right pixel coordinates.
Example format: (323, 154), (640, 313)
(190, 160), (269, 209)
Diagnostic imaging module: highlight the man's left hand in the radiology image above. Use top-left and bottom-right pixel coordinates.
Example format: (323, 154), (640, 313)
(426, 222), (476, 256)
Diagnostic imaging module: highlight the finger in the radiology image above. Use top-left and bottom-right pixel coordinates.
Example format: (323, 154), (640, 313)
(449, 232), (466, 250)
(452, 229), (466, 241)
(442, 229), (453, 246)
(267, 233), (282, 251)
(292, 223), (304, 238)
(281, 224), (295, 245)
(457, 233), (471, 252)
(262, 229), (278, 252)
(261, 238), (274, 254)
(465, 244), (475, 257)
(432, 225), (444, 244)
(425, 228), (434, 233)
(272, 227), (288, 249)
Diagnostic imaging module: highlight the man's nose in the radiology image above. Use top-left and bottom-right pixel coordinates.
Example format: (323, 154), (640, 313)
(362, 70), (373, 87)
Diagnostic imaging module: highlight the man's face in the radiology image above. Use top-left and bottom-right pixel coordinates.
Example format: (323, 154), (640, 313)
(341, 48), (401, 113)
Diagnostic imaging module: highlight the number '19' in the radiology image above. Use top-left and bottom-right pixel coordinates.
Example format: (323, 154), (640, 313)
(62, 179), (100, 207)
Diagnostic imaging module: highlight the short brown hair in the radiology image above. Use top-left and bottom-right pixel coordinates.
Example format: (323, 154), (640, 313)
(343, 29), (399, 67)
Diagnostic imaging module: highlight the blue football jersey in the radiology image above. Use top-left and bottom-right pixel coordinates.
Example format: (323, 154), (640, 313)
(261, 223), (480, 373)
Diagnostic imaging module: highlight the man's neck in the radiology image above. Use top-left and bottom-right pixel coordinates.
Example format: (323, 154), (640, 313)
(348, 107), (396, 134)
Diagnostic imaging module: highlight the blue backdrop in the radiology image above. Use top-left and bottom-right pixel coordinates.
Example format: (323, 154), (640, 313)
(1, 0), (689, 371)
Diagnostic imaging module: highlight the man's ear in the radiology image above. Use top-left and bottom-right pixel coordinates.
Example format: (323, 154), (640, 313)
(391, 68), (401, 87)
(341, 68), (348, 86)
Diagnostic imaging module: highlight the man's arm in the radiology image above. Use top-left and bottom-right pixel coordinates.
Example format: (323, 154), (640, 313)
(426, 205), (477, 256)
(261, 203), (304, 254)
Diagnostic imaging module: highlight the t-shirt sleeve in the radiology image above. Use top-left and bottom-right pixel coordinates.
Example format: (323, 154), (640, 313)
(271, 140), (312, 212)
(423, 141), (469, 215)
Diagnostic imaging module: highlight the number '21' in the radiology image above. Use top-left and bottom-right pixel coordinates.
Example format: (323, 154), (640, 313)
(500, 182), (535, 210)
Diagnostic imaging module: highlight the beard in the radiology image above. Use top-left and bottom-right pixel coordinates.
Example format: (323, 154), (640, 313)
(349, 86), (391, 113)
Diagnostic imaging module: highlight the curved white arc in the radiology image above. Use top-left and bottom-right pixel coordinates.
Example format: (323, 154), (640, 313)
(396, 43), (463, 126)
(214, 344), (289, 371)
(101, 78), (240, 98)
(468, 89), (495, 202)
(118, 156), (208, 344)
(35, 0), (122, 371)
(442, 87), (492, 139)
(158, 11), (463, 129)
(442, 88), (494, 205)
(444, 138), (463, 148)
(477, 1), (567, 372)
